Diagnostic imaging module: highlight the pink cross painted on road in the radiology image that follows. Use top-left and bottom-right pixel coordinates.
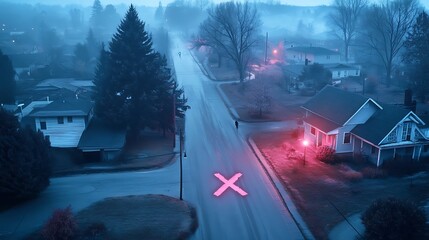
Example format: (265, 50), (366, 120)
(214, 173), (248, 197)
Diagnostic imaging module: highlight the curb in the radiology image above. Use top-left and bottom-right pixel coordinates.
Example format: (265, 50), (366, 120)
(52, 153), (177, 178)
(247, 138), (315, 240)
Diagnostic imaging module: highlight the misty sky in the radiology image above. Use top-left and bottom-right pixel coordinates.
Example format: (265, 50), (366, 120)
(2, 0), (428, 9)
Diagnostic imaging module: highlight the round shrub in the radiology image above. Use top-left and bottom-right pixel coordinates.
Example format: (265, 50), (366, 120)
(315, 146), (337, 164)
(362, 198), (427, 240)
(42, 206), (77, 240)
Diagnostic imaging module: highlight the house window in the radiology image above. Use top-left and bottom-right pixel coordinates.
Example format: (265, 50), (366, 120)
(337, 71), (340, 77)
(40, 121), (47, 130)
(57, 117), (64, 124)
(371, 146), (377, 154)
(326, 55), (330, 59)
(310, 127), (316, 135)
(355, 70), (359, 75)
(67, 116), (73, 123)
(387, 129), (397, 142)
(343, 133), (351, 144)
(401, 122), (412, 141)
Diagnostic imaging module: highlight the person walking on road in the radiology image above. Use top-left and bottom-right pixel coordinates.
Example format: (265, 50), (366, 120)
(235, 120), (239, 130)
(178, 51), (181, 58)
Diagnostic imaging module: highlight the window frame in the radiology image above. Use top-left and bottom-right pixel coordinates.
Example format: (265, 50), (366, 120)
(343, 132), (351, 144)
(57, 116), (64, 124)
(40, 121), (47, 130)
(310, 126), (316, 135)
(67, 116), (73, 123)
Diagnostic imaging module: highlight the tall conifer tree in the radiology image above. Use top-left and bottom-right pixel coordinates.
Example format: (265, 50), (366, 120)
(0, 49), (15, 104)
(93, 5), (188, 136)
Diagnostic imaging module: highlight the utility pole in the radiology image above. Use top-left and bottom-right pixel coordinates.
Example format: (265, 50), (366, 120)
(265, 32), (268, 65)
(179, 129), (183, 200)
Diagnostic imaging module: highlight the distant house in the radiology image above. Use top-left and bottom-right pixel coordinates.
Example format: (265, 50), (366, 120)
(302, 86), (429, 166)
(78, 118), (126, 161)
(286, 46), (341, 65)
(30, 99), (93, 148)
(325, 64), (361, 80)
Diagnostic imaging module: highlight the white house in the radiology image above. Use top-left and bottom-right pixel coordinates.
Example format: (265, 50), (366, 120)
(325, 64), (361, 80)
(286, 46), (341, 65)
(30, 99), (93, 148)
(302, 86), (429, 166)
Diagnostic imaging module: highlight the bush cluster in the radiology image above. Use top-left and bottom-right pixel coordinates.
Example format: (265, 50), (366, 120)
(315, 146), (337, 164)
(362, 198), (427, 240)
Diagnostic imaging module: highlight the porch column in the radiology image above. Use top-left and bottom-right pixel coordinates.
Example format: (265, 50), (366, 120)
(376, 148), (381, 167)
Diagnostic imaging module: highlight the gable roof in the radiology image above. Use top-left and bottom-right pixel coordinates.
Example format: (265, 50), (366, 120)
(302, 86), (380, 125)
(351, 104), (420, 145)
(305, 113), (341, 133)
(30, 99), (93, 117)
(287, 47), (340, 56)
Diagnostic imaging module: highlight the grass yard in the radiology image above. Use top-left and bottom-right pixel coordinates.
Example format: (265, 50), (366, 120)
(253, 130), (429, 240)
(29, 194), (198, 240)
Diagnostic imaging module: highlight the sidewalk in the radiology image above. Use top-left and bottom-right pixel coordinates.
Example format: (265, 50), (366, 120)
(248, 138), (315, 240)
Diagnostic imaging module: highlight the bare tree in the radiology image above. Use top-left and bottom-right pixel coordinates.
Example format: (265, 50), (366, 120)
(199, 2), (261, 82)
(360, 0), (420, 86)
(330, 0), (368, 62)
(249, 79), (271, 118)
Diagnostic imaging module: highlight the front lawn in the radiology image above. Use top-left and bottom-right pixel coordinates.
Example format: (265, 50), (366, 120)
(28, 194), (198, 240)
(253, 130), (429, 240)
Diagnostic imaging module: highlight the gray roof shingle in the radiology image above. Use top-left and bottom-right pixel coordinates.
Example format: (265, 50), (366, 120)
(30, 99), (93, 117)
(351, 104), (411, 145)
(302, 86), (372, 125)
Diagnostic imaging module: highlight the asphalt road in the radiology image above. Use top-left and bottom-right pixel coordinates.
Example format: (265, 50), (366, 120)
(172, 36), (304, 239)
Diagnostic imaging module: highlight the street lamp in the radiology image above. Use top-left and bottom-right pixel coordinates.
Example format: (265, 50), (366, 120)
(303, 140), (309, 166)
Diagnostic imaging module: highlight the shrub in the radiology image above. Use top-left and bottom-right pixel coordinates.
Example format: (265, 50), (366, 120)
(362, 198), (427, 240)
(315, 146), (337, 164)
(42, 206), (77, 240)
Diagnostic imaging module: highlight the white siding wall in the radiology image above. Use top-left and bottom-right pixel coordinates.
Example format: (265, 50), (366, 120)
(35, 116), (87, 148)
(335, 125), (356, 153)
(303, 122), (318, 146)
(346, 102), (378, 125)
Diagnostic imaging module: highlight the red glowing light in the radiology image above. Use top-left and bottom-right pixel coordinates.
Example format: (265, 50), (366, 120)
(214, 173), (248, 197)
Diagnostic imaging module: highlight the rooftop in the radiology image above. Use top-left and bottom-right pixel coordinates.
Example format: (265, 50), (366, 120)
(287, 47), (340, 56)
(30, 99), (93, 117)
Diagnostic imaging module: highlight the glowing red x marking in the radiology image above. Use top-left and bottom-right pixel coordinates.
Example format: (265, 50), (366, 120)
(214, 173), (248, 197)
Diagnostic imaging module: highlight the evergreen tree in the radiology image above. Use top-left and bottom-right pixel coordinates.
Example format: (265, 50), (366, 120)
(93, 5), (188, 137)
(90, 0), (103, 29)
(403, 11), (429, 101)
(0, 108), (51, 203)
(0, 49), (16, 104)
(154, 2), (164, 22)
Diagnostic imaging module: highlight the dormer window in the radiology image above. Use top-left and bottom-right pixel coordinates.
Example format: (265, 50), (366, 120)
(401, 122), (412, 141)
